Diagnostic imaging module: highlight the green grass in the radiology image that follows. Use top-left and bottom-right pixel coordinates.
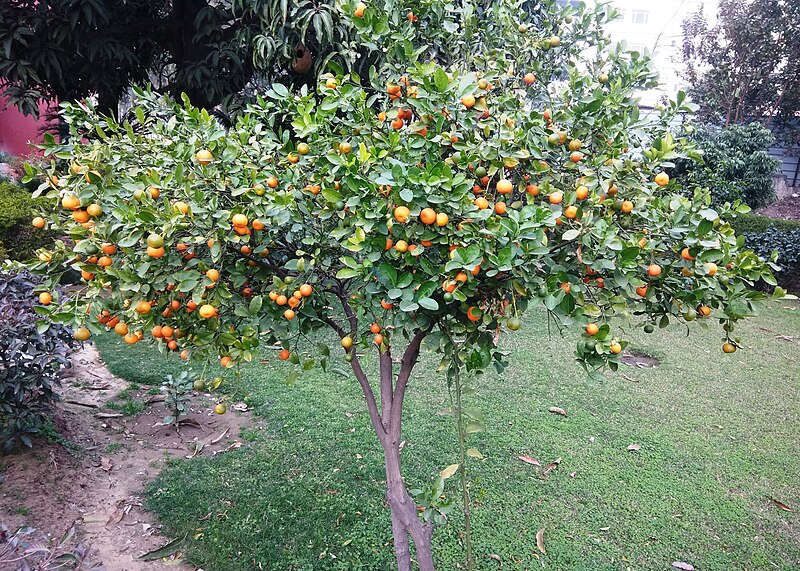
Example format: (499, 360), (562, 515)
(96, 302), (800, 570)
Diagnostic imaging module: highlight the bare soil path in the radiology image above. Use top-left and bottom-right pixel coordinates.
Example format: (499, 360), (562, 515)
(0, 345), (251, 570)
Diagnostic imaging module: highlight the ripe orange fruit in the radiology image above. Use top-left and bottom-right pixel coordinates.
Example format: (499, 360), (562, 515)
(526, 184), (539, 196)
(173, 201), (190, 214)
(655, 172), (669, 186)
(284, 309), (296, 320)
(199, 304), (216, 318)
(549, 191), (564, 204)
(420, 208), (436, 225)
(381, 299), (393, 309)
(681, 248), (695, 261)
(86, 203), (103, 217)
(354, 1), (366, 17)
(206, 268), (220, 282)
(474, 197), (490, 209)
(575, 185), (589, 200)
(610, 342), (622, 354)
(495, 201), (508, 215)
(461, 94), (476, 108)
(325, 77), (337, 89)
(97, 256), (112, 267)
(647, 264), (662, 277)
(100, 243), (116, 255)
(220, 356), (233, 367)
(704, 262), (718, 276)
(698, 305), (711, 317)
(585, 323), (599, 336)
(722, 342), (737, 353)
(279, 349), (291, 360)
(467, 306), (482, 322)
(570, 151), (583, 163)
(276, 295), (288, 306)
(160, 325), (174, 338)
(114, 322), (129, 336)
(196, 149), (213, 165)
(73, 327), (91, 341)
(373, 333), (384, 345)
(436, 212), (449, 226)
(636, 286), (648, 297)
(370, 323), (381, 334)
(394, 206), (411, 223)
(496, 179), (513, 194)
(395, 240), (409, 253)
(564, 205), (578, 219)
(151, 326), (163, 339)
(568, 139), (582, 151)
(61, 194), (81, 210)
(32, 216), (46, 229)
(523, 72), (536, 85)
(124, 333), (138, 345)
(621, 200), (633, 213)
(231, 213), (248, 227)
(72, 209), (90, 223)
(147, 246), (165, 258)
(38, 292), (52, 305)
(338, 141), (352, 154)
(296, 284), (311, 297)
(135, 301), (152, 315)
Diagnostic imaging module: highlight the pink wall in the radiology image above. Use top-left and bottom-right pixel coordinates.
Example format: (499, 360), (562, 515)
(0, 97), (57, 157)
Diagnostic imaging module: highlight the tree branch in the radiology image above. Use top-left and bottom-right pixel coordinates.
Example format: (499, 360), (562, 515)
(388, 323), (435, 440)
(379, 345), (393, 432)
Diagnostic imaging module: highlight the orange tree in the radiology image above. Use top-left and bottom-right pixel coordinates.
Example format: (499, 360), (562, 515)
(26, 1), (776, 569)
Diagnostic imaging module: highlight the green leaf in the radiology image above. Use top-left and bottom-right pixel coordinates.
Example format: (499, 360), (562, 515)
(336, 268), (359, 279)
(434, 68), (450, 92)
(418, 297), (439, 311)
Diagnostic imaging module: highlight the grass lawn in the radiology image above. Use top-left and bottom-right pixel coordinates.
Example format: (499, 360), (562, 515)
(94, 301), (800, 570)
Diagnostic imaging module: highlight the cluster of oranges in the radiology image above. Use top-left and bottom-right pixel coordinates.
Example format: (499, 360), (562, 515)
(340, 322), (384, 350)
(268, 283), (313, 321)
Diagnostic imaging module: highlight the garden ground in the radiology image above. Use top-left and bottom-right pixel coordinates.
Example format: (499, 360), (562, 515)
(101, 301), (800, 570)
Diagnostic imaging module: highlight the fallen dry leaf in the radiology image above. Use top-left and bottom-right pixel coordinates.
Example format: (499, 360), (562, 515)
(210, 427), (229, 444)
(548, 406), (567, 417)
(536, 528), (546, 554)
(518, 455), (541, 466)
(542, 457), (561, 476)
(146, 394), (166, 404)
(671, 562), (695, 570)
(488, 553), (502, 564)
(106, 504), (131, 526)
(768, 497), (793, 512)
(627, 443), (641, 451)
(100, 456), (113, 472)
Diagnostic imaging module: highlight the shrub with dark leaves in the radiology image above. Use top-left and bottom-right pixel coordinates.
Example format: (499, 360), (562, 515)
(730, 214), (800, 293)
(0, 270), (78, 452)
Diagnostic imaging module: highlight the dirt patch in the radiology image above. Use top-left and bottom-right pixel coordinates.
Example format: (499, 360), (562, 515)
(0, 344), (252, 570)
(621, 350), (659, 369)
(757, 192), (800, 221)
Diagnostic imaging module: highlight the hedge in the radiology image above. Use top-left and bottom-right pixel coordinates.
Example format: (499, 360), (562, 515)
(730, 213), (800, 292)
(0, 182), (56, 261)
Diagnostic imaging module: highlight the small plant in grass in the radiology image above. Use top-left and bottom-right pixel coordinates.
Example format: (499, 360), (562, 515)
(161, 371), (196, 427)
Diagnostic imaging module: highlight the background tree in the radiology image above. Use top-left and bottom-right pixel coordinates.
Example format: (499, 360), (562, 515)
(27, 1), (774, 569)
(681, 0), (800, 142)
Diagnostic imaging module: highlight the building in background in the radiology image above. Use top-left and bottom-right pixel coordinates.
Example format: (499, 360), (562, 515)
(601, 0), (718, 105)
(0, 98), (55, 158)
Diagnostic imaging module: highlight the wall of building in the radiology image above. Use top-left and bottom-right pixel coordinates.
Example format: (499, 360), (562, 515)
(0, 98), (55, 157)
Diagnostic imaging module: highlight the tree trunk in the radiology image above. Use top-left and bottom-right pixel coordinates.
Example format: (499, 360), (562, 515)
(382, 437), (435, 571)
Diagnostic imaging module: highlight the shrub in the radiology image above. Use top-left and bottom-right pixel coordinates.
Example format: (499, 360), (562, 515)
(0, 182), (57, 261)
(672, 123), (781, 209)
(0, 270), (78, 452)
(730, 213), (800, 292)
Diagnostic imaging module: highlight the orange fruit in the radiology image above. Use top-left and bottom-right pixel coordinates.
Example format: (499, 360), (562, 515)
(568, 139), (582, 151)
(381, 300), (393, 309)
(474, 197), (490, 209)
(252, 219), (266, 231)
(152, 326), (164, 338)
(135, 301), (152, 315)
(180, 349), (189, 360)
(621, 200), (633, 213)
(284, 309), (296, 320)
(495, 201), (508, 215)
(570, 151), (583, 163)
(636, 286), (648, 297)
(160, 326), (174, 338)
(97, 256), (113, 267)
(61, 194), (81, 210)
(32, 216), (46, 229)
(373, 333), (384, 345)
(655, 172), (669, 186)
(496, 179), (513, 194)
(436, 212), (449, 226)
(549, 191), (564, 204)
(114, 322), (129, 336)
(279, 349), (291, 360)
(325, 77), (338, 89)
(288, 296), (300, 308)
(704, 262), (718, 276)
(338, 141), (352, 154)
(73, 327), (91, 341)
(38, 292), (52, 305)
(610, 342), (622, 354)
(231, 213), (248, 227)
(394, 206), (411, 223)
(467, 306), (482, 322)
(220, 356), (233, 367)
(394, 240), (409, 253)
(564, 205), (578, 219)
(299, 284), (313, 297)
(455, 272), (468, 283)
(173, 201), (190, 214)
(147, 246), (165, 258)
(681, 248), (695, 261)
(575, 186), (589, 200)
(206, 268), (220, 282)
(72, 209), (90, 223)
(523, 72), (536, 85)
(698, 305), (711, 317)
(647, 264), (662, 277)
(276, 295), (288, 306)
(354, 1), (366, 17)
(101, 243), (117, 255)
(722, 343), (737, 354)
(124, 333), (139, 345)
(196, 149), (213, 164)
(585, 323), (599, 336)
(420, 208), (437, 225)
(199, 304), (217, 318)
(370, 323), (382, 334)
(385, 237), (393, 250)
(461, 94), (476, 108)
(86, 203), (103, 217)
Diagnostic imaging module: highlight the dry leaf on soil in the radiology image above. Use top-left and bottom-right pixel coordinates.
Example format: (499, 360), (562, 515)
(542, 457), (561, 476)
(768, 497), (793, 512)
(99, 457), (113, 472)
(518, 455), (541, 466)
(548, 406), (567, 417)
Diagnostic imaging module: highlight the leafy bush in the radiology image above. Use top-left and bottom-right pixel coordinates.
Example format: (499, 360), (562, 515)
(0, 182), (57, 261)
(672, 123), (781, 209)
(730, 213), (800, 292)
(0, 270), (78, 452)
